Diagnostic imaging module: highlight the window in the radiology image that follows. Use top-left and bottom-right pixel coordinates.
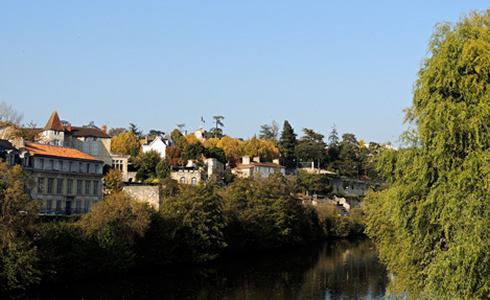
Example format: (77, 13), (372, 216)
(82, 143), (89, 154)
(38, 178), (44, 194)
(86, 163), (90, 173)
(57, 179), (63, 194)
(113, 160), (123, 170)
(84, 200), (90, 213)
(47, 200), (52, 211)
(93, 181), (99, 195)
(58, 161), (63, 171)
(38, 159), (44, 169)
(56, 200), (62, 211)
(76, 200), (81, 213)
(69, 162), (73, 172)
(180, 177), (186, 184)
(77, 180), (82, 195)
(85, 181), (90, 195)
(67, 180), (73, 194)
(92, 143), (98, 156)
(49, 160), (54, 170)
(47, 178), (54, 194)
(191, 177), (197, 185)
(79, 163), (82, 172)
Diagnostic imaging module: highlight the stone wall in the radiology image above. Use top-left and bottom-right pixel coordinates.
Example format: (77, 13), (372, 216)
(123, 185), (161, 209)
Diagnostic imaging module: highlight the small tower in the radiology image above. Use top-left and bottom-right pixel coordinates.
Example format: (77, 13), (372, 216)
(41, 111), (65, 146)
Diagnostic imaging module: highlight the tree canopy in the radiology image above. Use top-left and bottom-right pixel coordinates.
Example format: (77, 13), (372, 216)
(366, 9), (490, 299)
(279, 120), (297, 168)
(111, 130), (141, 157)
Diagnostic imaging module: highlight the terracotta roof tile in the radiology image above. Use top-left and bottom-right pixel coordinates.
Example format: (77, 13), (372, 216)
(24, 142), (102, 162)
(44, 111), (64, 131)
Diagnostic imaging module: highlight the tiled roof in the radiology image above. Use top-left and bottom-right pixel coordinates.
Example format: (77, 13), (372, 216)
(68, 126), (111, 138)
(24, 142), (102, 162)
(44, 111), (64, 131)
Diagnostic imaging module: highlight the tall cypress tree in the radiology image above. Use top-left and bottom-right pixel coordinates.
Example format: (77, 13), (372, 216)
(279, 120), (297, 168)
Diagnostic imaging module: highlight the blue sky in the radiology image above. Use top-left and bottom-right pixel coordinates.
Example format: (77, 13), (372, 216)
(1, 1), (489, 145)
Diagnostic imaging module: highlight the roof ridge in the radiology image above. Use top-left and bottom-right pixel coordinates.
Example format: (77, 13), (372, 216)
(44, 111), (64, 131)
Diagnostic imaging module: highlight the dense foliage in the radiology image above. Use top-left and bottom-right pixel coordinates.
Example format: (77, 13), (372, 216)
(366, 9), (490, 299)
(0, 165), (366, 292)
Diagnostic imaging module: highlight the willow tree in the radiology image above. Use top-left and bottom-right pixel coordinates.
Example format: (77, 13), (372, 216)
(365, 10), (490, 299)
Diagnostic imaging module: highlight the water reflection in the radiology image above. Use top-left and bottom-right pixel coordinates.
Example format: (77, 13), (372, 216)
(24, 238), (388, 300)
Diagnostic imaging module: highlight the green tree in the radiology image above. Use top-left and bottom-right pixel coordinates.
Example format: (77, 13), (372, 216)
(134, 150), (163, 182)
(206, 116), (225, 139)
(0, 162), (41, 290)
(170, 129), (188, 150)
(366, 10), (490, 299)
(222, 174), (316, 251)
(259, 120), (280, 141)
(79, 192), (152, 272)
(336, 133), (360, 177)
(156, 159), (171, 179)
(161, 184), (227, 262)
(295, 128), (327, 169)
(279, 120), (297, 168)
(207, 146), (227, 165)
(129, 123), (143, 138)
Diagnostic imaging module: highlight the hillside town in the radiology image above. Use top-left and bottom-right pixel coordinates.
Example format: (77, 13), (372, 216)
(0, 109), (388, 216)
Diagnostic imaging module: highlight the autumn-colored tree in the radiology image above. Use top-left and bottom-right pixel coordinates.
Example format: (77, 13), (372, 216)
(166, 146), (181, 167)
(203, 137), (220, 148)
(184, 133), (200, 145)
(243, 136), (280, 162)
(111, 131), (140, 156)
(104, 169), (123, 192)
(217, 136), (244, 167)
(9, 122), (38, 142)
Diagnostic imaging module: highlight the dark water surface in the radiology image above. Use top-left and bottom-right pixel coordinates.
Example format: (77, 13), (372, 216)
(22, 238), (388, 300)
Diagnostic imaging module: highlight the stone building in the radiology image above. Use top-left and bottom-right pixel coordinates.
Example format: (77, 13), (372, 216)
(13, 139), (104, 215)
(232, 156), (285, 178)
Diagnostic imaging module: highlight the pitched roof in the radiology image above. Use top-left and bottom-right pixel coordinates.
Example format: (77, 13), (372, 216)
(23, 142), (102, 162)
(44, 111), (64, 131)
(0, 139), (14, 151)
(68, 126), (111, 138)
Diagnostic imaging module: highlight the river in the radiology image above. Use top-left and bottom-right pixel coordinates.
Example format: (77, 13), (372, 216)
(22, 238), (388, 300)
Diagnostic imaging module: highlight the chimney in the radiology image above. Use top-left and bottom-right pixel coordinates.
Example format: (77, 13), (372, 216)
(101, 124), (107, 133)
(273, 158), (280, 165)
(242, 156), (250, 165)
(253, 156), (260, 163)
(67, 124), (72, 132)
(12, 137), (25, 149)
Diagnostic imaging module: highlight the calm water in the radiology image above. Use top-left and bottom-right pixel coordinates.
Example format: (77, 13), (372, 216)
(22, 238), (388, 300)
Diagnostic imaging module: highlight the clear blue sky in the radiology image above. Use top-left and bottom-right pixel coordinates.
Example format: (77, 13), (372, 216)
(1, 1), (489, 145)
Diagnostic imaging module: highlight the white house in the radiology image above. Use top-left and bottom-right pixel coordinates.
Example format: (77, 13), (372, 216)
(141, 136), (170, 159)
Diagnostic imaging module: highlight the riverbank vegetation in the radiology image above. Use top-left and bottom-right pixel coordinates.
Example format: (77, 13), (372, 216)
(365, 9), (490, 299)
(0, 162), (368, 291)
